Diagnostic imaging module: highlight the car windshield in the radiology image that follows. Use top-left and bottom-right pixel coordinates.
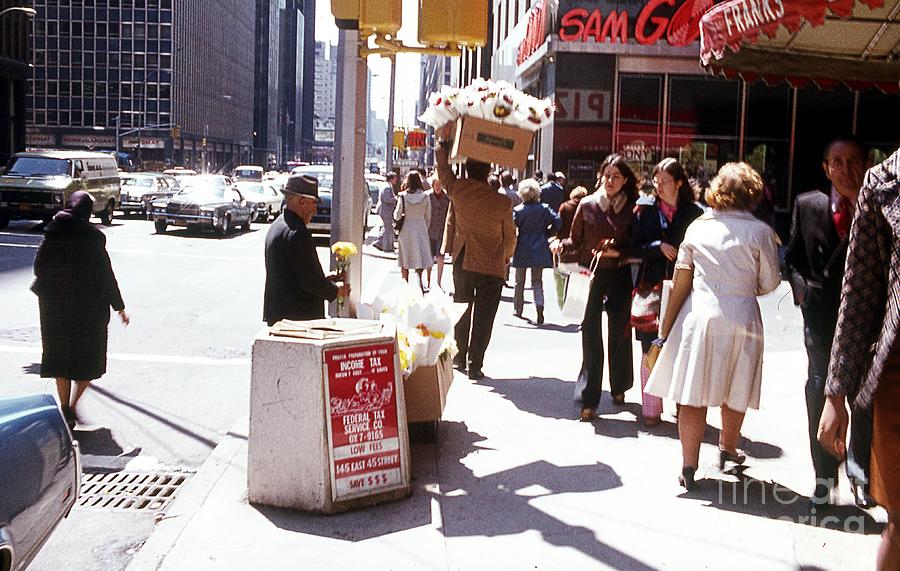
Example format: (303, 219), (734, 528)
(178, 186), (227, 201)
(294, 169), (333, 190)
(235, 182), (264, 196)
(121, 177), (154, 188)
(181, 175), (228, 188)
(6, 157), (71, 177)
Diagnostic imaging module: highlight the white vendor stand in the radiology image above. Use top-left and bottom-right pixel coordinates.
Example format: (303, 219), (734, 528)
(248, 319), (412, 514)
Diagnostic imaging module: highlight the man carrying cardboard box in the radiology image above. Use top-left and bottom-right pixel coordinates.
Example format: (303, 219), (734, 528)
(436, 124), (517, 380)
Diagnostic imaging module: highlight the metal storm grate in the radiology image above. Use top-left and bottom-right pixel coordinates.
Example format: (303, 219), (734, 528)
(76, 471), (190, 512)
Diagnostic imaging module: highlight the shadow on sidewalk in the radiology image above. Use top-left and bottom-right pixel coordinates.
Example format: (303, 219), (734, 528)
(481, 376), (783, 460)
(684, 470), (883, 536)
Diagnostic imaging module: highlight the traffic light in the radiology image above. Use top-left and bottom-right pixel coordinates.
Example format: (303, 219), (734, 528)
(407, 129), (426, 150)
(393, 129), (406, 149)
(330, 0), (358, 21)
(418, 0), (488, 48)
(360, 0), (402, 35)
(170, 125), (181, 139)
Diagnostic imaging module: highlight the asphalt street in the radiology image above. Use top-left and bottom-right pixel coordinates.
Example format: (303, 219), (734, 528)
(0, 213), (383, 570)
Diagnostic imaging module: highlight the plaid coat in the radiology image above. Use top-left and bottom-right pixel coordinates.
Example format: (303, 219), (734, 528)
(826, 149), (900, 409)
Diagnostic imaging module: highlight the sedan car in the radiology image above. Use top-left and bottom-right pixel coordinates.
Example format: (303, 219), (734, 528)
(177, 174), (232, 190)
(290, 165), (370, 235)
(0, 394), (81, 571)
(118, 173), (180, 216)
(234, 181), (283, 223)
(150, 184), (253, 236)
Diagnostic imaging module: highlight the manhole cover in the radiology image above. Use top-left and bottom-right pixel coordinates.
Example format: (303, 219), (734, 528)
(76, 471), (190, 512)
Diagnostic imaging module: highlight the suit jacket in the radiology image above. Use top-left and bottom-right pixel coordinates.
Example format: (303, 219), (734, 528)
(435, 145), (517, 279)
(630, 196), (703, 287)
(784, 190), (848, 346)
(540, 181), (565, 213)
(827, 149), (900, 408)
(263, 209), (338, 325)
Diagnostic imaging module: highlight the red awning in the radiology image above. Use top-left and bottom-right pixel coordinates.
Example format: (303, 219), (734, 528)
(699, 0), (900, 92)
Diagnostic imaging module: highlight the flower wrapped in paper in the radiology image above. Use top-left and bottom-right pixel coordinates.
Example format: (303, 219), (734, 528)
(418, 78), (554, 132)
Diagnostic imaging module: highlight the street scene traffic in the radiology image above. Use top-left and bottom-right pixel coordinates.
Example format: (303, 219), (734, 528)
(0, 0), (899, 570)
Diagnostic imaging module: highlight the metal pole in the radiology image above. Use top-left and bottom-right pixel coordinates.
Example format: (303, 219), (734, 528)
(115, 116), (120, 163)
(331, 28), (367, 317)
(385, 55), (396, 174)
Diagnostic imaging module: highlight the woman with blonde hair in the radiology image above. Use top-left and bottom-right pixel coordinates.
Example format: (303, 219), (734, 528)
(645, 162), (781, 490)
(512, 178), (561, 324)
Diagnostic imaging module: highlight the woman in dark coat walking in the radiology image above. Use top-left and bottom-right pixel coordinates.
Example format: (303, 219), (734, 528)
(32, 191), (129, 427)
(630, 158), (703, 426)
(512, 179), (561, 324)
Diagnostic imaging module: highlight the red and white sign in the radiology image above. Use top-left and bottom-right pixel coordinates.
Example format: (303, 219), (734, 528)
(554, 89), (612, 123)
(517, 1), (550, 66)
(324, 342), (404, 501)
(26, 133), (55, 146)
(62, 134), (115, 148)
(123, 137), (165, 149)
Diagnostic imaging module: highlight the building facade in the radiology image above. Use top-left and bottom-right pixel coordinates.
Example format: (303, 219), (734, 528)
(311, 40), (337, 163)
(493, 0), (899, 234)
(26, 0), (255, 172)
(0, 1), (31, 166)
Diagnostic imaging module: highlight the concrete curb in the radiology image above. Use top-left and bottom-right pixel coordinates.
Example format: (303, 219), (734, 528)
(126, 416), (249, 571)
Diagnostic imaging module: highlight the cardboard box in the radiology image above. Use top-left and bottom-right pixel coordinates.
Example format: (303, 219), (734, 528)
(450, 116), (535, 171)
(404, 355), (454, 423)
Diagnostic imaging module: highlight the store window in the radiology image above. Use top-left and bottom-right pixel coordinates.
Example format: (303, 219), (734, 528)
(616, 74), (663, 182)
(792, 84), (854, 196)
(857, 89), (900, 163)
(666, 75), (740, 180)
(744, 83), (791, 208)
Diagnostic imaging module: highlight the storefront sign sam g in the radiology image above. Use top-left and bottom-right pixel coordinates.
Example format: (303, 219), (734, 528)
(558, 0), (729, 47)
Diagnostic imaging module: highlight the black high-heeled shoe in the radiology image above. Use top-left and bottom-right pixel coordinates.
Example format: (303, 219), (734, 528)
(679, 467), (696, 491)
(718, 448), (746, 470)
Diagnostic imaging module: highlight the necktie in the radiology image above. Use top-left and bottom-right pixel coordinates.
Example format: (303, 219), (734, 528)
(833, 197), (851, 240)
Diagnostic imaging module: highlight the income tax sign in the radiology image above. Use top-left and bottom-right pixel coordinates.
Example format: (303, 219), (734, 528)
(324, 342), (405, 502)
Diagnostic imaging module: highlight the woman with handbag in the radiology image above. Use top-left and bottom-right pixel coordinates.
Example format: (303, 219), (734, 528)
(630, 158), (703, 426)
(556, 154), (639, 422)
(394, 171), (433, 293)
(645, 163), (781, 490)
(512, 178), (561, 324)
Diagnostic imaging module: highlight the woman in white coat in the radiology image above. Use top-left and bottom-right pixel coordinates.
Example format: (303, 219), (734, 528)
(645, 162), (781, 491)
(394, 171), (433, 292)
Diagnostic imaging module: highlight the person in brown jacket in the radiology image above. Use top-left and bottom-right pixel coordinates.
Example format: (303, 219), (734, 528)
(436, 126), (517, 380)
(555, 155), (638, 421)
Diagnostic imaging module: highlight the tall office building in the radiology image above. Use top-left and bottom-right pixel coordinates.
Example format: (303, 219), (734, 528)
(310, 40), (337, 163)
(253, 0), (313, 168)
(0, 1), (31, 165)
(26, 0), (255, 172)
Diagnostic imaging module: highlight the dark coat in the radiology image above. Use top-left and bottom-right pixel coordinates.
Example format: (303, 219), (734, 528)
(562, 192), (635, 271)
(539, 181), (565, 213)
(630, 196), (703, 287)
(827, 149), (900, 409)
(785, 190), (847, 347)
(512, 202), (561, 268)
(32, 217), (125, 380)
(263, 209), (338, 325)
(557, 196), (582, 239)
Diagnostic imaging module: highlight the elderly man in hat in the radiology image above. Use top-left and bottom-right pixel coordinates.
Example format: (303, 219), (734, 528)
(263, 174), (349, 325)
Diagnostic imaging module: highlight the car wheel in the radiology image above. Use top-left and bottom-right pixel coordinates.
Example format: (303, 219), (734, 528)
(240, 216), (251, 232)
(216, 215), (231, 237)
(266, 206), (274, 222)
(99, 200), (115, 225)
(154, 219), (167, 234)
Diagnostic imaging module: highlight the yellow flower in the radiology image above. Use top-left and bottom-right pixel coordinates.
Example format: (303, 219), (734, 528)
(331, 241), (358, 259)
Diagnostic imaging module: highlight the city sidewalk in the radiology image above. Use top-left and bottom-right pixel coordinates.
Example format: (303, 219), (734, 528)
(127, 280), (884, 571)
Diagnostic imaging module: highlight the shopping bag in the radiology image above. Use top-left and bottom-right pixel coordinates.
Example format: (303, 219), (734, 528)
(659, 279), (673, 325)
(561, 270), (591, 321)
(553, 268), (567, 309)
(631, 283), (662, 333)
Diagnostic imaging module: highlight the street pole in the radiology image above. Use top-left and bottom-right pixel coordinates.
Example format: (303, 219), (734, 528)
(385, 55), (396, 174)
(114, 116), (120, 164)
(331, 28), (367, 317)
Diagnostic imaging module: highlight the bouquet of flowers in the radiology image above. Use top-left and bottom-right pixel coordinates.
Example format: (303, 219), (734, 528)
(359, 282), (457, 378)
(331, 241), (358, 312)
(418, 78), (555, 132)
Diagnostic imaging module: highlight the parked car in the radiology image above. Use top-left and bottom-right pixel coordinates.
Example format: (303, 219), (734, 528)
(178, 174), (231, 189)
(149, 183), (253, 237)
(234, 181), (282, 222)
(0, 151), (120, 228)
(0, 394), (81, 571)
(289, 165), (370, 234)
(232, 165), (263, 183)
(118, 173), (180, 216)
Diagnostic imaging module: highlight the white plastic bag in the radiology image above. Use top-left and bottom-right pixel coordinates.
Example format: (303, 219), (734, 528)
(561, 271), (591, 322)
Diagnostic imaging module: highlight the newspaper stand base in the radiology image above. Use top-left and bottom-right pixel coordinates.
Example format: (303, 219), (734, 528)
(248, 321), (412, 514)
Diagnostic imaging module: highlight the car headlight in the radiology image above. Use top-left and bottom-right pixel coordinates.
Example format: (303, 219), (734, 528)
(53, 193), (64, 204)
